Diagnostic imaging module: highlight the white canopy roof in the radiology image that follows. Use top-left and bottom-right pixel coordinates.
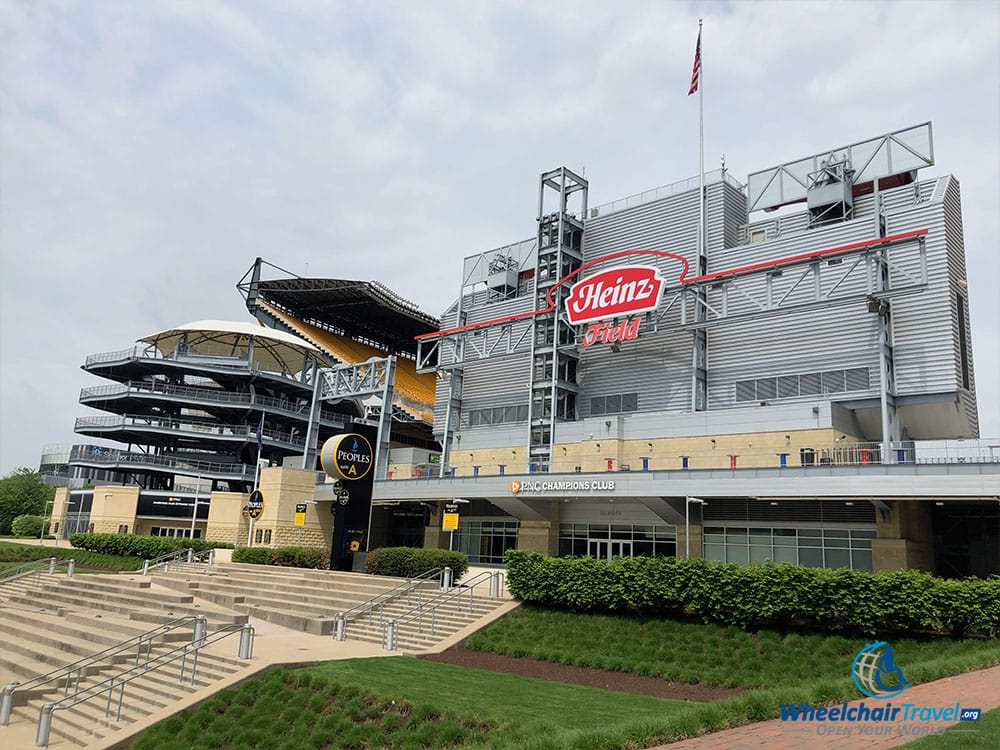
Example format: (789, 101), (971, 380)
(140, 320), (326, 374)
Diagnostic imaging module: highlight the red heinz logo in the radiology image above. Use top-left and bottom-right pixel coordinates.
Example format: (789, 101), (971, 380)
(565, 265), (665, 325)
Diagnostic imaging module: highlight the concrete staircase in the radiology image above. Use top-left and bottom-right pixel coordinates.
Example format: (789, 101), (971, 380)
(0, 563), (513, 747)
(152, 562), (510, 652)
(0, 573), (253, 747)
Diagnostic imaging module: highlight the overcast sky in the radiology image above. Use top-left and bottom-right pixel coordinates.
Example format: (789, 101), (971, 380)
(1, 1), (998, 475)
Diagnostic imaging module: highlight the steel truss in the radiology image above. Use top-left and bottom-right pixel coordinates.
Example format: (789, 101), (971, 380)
(302, 357), (396, 480)
(417, 229), (928, 370)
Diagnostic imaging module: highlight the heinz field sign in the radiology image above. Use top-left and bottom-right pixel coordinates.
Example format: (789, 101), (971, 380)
(565, 264), (664, 347)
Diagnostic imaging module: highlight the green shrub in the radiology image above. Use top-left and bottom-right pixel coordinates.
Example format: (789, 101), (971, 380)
(68, 533), (234, 559)
(365, 547), (469, 581)
(231, 546), (328, 569)
(10, 514), (48, 537)
(504, 550), (1000, 638)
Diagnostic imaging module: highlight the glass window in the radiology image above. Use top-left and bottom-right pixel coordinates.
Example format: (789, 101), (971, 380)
(799, 547), (824, 568)
(622, 393), (638, 412)
(590, 397), (604, 416)
(726, 546), (749, 565)
(703, 543), (725, 561)
(606, 394), (622, 414)
(773, 546), (797, 564)
(825, 548), (851, 569)
(851, 549), (873, 572)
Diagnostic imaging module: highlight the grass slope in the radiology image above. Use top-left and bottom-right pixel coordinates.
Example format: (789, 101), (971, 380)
(131, 658), (693, 750)
(467, 607), (1000, 690)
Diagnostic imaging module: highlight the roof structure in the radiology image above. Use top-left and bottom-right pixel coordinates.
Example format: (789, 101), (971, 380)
(140, 320), (325, 375)
(252, 277), (439, 357)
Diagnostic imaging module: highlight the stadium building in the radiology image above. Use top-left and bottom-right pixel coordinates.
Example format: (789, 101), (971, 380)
(53, 122), (999, 577)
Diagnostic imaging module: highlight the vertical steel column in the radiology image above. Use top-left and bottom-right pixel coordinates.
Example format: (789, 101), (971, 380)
(439, 300), (464, 478)
(301, 361), (323, 470)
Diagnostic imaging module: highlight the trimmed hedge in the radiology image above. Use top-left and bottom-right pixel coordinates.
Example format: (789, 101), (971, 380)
(231, 546), (328, 569)
(365, 547), (469, 582)
(504, 551), (1000, 638)
(0, 541), (145, 571)
(69, 533), (234, 559)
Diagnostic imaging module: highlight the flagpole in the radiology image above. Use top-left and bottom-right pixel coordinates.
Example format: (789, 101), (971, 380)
(697, 18), (705, 263)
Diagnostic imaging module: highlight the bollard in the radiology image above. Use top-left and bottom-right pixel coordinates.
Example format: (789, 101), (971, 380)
(441, 566), (453, 591)
(36, 702), (55, 747)
(489, 571), (500, 598)
(141, 560), (149, 576)
(384, 621), (397, 651)
(66, 560), (75, 577)
(187, 549), (193, 563)
(334, 613), (346, 641)
(208, 549), (216, 565)
(192, 615), (207, 649)
(48, 557), (56, 575)
(1, 682), (18, 726)
(238, 624), (255, 659)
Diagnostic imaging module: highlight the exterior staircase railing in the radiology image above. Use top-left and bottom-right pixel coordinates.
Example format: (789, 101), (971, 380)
(0, 558), (76, 587)
(31, 621), (254, 747)
(380, 570), (503, 650)
(141, 548), (215, 576)
(1, 615), (208, 726)
(332, 568), (445, 641)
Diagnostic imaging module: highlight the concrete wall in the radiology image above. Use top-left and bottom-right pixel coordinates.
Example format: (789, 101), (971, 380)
(448, 427), (856, 476)
(89, 486), (140, 534)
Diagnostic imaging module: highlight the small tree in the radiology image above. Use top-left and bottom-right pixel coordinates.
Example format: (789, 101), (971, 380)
(0, 468), (55, 535)
(11, 514), (47, 538)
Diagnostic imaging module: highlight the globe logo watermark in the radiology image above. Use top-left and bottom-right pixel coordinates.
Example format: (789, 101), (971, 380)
(852, 641), (910, 700)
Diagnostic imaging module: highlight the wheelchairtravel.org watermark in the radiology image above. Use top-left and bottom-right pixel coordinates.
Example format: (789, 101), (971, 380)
(779, 641), (982, 737)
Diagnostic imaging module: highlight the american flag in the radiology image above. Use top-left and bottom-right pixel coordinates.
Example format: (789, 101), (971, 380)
(688, 28), (701, 96)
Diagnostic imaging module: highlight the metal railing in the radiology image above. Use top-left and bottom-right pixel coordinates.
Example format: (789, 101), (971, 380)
(74, 413), (307, 449)
(332, 568), (445, 641)
(0, 558), (76, 587)
(33, 622), (254, 746)
(0, 615), (207, 726)
(141, 548), (215, 576)
(68, 446), (257, 481)
(588, 169), (743, 219)
(381, 570), (502, 650)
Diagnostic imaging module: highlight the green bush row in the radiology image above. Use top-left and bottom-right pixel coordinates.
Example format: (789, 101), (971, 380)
(365, 547), (469, 581)
(0, 541), (144, 571)
(69, 533), (234, 559)
(231, 546), (328, 569)
(504, 551), (1000, 638)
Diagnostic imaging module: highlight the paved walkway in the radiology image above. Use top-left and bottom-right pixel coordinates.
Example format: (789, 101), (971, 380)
(652, 663), (1000, 749)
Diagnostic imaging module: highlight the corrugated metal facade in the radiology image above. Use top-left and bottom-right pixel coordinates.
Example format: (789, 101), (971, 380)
(438, 169), (977, 449)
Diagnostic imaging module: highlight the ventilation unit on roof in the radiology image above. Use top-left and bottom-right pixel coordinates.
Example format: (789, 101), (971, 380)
(806, 153), (854, 227)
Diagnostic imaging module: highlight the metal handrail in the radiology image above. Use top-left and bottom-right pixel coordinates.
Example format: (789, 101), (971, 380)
(340, 568), (444, 627)
(74, 413), (306, 448)
(382, 571), (496, 649)
(0, 558), (74, 586)
(142, 548), (214, 575)
(0, 615), (205, 725)
(34, 622), (254, 746)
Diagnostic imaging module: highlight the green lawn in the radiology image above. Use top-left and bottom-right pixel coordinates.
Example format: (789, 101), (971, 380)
(131, 658), (694, 750)
(903, 707), (1000, 748)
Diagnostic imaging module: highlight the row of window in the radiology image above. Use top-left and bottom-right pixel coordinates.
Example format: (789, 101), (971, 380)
(150, 526), (203, 539)
(589, 393), (639, 416)
(702, 526), (875, 571)
(467, 405), (529, 427)
(735, 368), (870, 403)
(558, 523), (677, 559)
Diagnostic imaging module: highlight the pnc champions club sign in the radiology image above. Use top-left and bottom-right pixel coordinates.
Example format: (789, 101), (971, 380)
(320, 433), (374, 481)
